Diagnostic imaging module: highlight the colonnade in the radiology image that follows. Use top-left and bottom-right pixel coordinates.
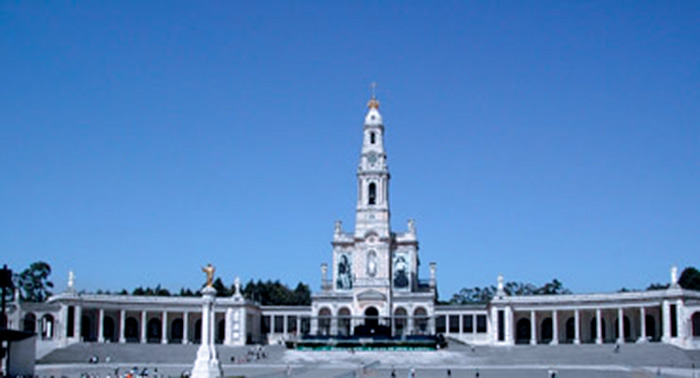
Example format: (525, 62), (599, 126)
(491, 302), (690, 345)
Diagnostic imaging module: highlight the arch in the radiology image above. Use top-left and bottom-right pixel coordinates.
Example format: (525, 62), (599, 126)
(147, 318), (162, 343)
(645, 314), (656, 340)
(338, 307), (352, 336)
(368, 183), (376, 205)
(81, 315), (94, 341)
(103, 316), (116, 342)
(516, 318), (531, 344)
(364, 306), (379, 329)
(540, 318), (553, 343)
(692, 312), (700, 337)
(394, 307), (408, 335)
(614, 316), (631, 341)
(565, 317), (575, 341)
(23, 313), (36, 334)
(590, 317), (606, 341)
(413, 307), (428, 334)
(194, 319), (202, 343)
(171, 318), (184, 342)
(41, 314), (55, 339)
(318, 307), (332, 336)
(125, 317), (139, 342)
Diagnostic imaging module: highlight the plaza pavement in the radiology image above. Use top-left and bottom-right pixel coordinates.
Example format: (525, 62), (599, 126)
(35, 340), (700, 378)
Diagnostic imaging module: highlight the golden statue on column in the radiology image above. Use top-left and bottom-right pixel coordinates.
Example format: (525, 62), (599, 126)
(202, 263), (215, 288)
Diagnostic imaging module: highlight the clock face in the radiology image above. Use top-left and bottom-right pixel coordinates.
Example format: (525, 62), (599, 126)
(367, 153), (378, 165)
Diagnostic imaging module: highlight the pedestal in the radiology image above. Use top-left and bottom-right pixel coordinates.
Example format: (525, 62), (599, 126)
(191, 287), (223, 378)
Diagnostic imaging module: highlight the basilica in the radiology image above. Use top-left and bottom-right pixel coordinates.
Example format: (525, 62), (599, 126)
(5, 95), (700, 357)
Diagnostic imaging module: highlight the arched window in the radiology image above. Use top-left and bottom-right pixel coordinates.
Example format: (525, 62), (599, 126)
(338, 307), (352, 336)
(125, 317), (139, 342)
(41, 314), (55, 339)
(413, 307), (428, 334)
(370, 132), (376, 144)
(147, 318), (162, 343)
(394, 307), (407, 335)
(368, 183), (376, 205)
(171, 318), (184, 342)
(318, 308), (332, 336)
(516, 318), (531, 344)
(103, 316), (116, 342)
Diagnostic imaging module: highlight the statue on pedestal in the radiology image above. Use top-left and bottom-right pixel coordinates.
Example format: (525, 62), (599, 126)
(192, 264), (223, 378)
(202, 264), (215, 288)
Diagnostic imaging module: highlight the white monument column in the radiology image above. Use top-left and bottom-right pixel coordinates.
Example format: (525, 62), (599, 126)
(183, 312), (189, 344)
(595, 309), (603, 344)
(573, 309), (580, 345)
(676, 299), (685, 340)
(617, 308), (625, 343)
(162, 311), (168, 344)
(530, 311), (537, 345)
(662, 300), (671, 342)
(119, 310), (126, 343)
(140, 311), (147, 343)
(224, 308), (233, 345)
(98, 309), (105, 343)
(638, 307), (647, 343)
(75, 305), (83, 341)
(551, 310), (559, 345)
(191, 264), (223, 378)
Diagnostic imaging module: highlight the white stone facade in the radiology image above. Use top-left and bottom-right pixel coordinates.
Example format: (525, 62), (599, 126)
(7, 96), (700, 356)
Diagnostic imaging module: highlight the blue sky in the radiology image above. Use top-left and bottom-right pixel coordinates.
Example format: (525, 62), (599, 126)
(1, 1), (698, 300)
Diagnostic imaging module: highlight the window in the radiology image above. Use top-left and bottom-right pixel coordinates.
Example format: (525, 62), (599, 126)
(274, 316), (284, 334)
(670, 304), (678, 337)
(261, 316), (271, 334)
(476, 315), (487, 333)
(370, 132), (376, 144)
(368, 183), (376, 205)
(462, 315), (473, 333)
(449, 315), (460, 333)
(67, 306), (75, 337)
(436, 315), (446, 333)
(498, 310), (505, 341)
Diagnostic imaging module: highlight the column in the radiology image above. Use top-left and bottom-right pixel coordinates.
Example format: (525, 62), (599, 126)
(75, 305), (83, 341)
(183, 312), (189, 344)
(638, 307), (647, 343)
(662, 300), (671, 342)
(551, 310), (559, 345)
(459, 314), (463, 334)
(676, 299), (685, 340)
(140, 311), (147, 343)
(530, 311), (537, 345)
(283, 315), (288, 338)
(119, 310), (126, 343)
(595, 309), (603, 344)
(574, 309), (580, 345)
(505, 307), (514, 345)
(224, 308), (232, 345)
(161, 311), (168, 344)
(98, 309), (105, 343)
(617, 308), (625, 343)
(296, 316), (301, 337)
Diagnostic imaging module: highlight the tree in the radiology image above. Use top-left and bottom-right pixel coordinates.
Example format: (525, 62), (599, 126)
(449, 278), (571, 304)
(678, 267), (700, 291)
(15, 261), (54, 302)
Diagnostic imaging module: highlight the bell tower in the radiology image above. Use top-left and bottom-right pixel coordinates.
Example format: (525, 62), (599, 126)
(355, 90), (391, 239)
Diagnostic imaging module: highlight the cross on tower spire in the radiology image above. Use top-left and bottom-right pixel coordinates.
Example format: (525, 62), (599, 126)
(367, 81), (380, 109)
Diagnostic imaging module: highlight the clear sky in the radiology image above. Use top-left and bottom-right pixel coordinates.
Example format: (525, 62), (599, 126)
(1, 1), (698, 300)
